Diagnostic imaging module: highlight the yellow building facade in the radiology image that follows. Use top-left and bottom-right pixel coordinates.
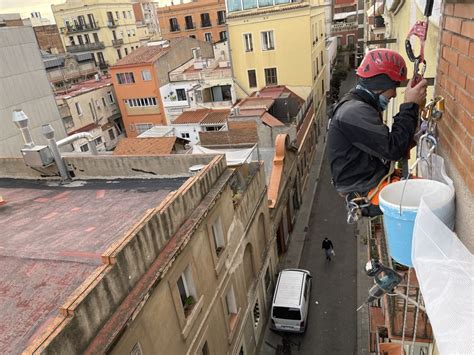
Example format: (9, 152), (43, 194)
(52, 0), (141, 70)
(227, 0), (327, 103)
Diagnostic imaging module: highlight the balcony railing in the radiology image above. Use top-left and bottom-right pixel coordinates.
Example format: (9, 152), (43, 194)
(66, 42), (105, 53)
(98, 61), (109, 70)
(61, 22), (99, 34)
(112, 38), (123, 47)
(201, 21), (212, 28)
(331, 22), (358, 32)
(170, 25), (180, 32)
(107, 20), (118, 28)
(185, 24), (195, 30)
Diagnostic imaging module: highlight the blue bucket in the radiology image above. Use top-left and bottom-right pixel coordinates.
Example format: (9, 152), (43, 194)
(379, 179), (455, 267)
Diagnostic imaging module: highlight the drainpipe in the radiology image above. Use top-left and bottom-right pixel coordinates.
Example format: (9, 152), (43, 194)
(41, 124), (70, 181)
(57, 132), (99, 155)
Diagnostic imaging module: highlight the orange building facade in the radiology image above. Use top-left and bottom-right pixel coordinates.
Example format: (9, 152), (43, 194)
(110, 47), (168, 137)
(157, 0), (227, 44)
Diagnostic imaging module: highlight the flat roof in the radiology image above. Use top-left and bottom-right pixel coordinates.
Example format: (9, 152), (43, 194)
(55, 77), (112, 99)
(0, 177), (186, 353)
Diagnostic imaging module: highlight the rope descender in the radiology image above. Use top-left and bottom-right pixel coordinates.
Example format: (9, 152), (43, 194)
(405, 0), (434, 86)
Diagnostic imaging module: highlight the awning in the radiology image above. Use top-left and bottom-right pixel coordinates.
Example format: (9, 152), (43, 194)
(333, 10), (357, 21)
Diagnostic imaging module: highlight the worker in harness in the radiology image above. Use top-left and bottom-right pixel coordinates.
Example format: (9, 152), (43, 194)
(327, 48), (427, 221)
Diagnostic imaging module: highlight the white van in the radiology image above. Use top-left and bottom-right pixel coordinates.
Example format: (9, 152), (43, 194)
(270, 268), (312, 333)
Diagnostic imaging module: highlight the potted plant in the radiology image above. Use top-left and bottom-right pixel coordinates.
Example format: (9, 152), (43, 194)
(183, 295), (195, 317)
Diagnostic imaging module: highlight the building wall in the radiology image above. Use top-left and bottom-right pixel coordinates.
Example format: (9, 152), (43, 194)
(52, 0), (141, 68)
(434, 1), (474, 251)
(0, 26), (67, 157)
(33, 25), (65, 54)
(111, 62), (167, 137)
(157, 0), (227, 44)
(228, 6), (313, 98)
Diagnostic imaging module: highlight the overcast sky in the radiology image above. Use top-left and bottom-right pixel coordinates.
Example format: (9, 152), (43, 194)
(1, 0), (66, 23)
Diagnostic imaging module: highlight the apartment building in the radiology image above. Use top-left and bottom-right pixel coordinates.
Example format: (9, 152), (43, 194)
(157, 0), (228, 44)
(132, 0), (161, 42)
(55, 77), (123, 152)
(52, 0), (141, 70)
(110, 37), (213, 137)
(331, 0), (358, 67)
(162, 42), (234, 122)
(0, 148), (277, 355)
(0, 25), (67, 157)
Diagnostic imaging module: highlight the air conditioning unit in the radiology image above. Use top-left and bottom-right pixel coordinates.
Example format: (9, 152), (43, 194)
(21, 146), (54, 167)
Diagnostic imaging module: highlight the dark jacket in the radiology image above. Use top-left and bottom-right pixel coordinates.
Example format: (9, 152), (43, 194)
(322, 239), (333, 250)
(327, 88), (419, 194)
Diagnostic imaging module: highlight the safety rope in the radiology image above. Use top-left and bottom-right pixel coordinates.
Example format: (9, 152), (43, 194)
(401, 267), (412, 352)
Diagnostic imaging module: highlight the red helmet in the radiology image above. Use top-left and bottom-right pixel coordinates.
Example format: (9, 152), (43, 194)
(356, 49), (407, 83)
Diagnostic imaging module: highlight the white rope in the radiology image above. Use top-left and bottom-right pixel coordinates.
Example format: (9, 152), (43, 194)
(401, 267), (412, 352)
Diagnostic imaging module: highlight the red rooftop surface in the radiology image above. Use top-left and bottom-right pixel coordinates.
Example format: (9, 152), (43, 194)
(173, 109), (229, 125)
(55, 77), (113, 99)
(112, 45), (170, 67)
(0, 178), (186, 353)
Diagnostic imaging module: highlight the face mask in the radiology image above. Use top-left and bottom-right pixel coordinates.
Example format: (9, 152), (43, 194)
(379, 94), (390, 111)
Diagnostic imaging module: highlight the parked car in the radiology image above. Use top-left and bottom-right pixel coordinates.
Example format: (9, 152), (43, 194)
(270, 268), (312, 333)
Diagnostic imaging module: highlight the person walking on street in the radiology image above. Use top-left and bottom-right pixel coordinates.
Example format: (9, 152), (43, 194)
(322, 237), (334, 261)
(327, 48), (428, 219)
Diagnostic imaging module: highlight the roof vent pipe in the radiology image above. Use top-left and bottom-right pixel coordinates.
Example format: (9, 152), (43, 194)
(41, 124), (70, 181)
(12, 109), (35, 148)
(57, 132), (98, 155)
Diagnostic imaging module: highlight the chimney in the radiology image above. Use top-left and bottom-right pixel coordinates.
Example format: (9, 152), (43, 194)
(12, 109), (35, 148)
(42, 124), (70, 181)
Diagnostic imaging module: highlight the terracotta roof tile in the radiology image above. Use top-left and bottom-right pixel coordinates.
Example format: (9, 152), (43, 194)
(237, 97), (274, 109)
(113, 137), (177, 155)
(261, 112), (285, 127)
(112, 46), (169, 67)
(201, 110), (229, 125)
(172, 109), (209, 124)
(199, 121), (258, 146)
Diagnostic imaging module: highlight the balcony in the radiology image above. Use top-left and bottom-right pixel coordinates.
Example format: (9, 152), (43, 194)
(61, 22), (99, 34)
(98, 61), (109, 70)
(201, 22), (212, 28)
(185, 24), (195, 30)
(66, 42), (105, 53)
(331, 22), (358, 33)
(112, 38), (123, 47)
(107, 20), (117, 28)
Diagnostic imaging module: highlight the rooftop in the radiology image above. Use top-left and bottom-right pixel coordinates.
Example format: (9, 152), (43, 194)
(113, 137), (185, 155)
(0, 177), (186, 353)
(173, 109), (229, 125)
(55, 77), (113, 99)
(112, 45), (169, 67)
(199, 121), (258, 147)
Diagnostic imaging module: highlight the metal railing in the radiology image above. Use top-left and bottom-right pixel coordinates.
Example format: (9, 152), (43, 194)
(170, 25), (180, 32)
(331, 22), (357, 32)
(66, 42), (105, 53)
(112, 38), (123, 47)
(61, 22), (99, 34)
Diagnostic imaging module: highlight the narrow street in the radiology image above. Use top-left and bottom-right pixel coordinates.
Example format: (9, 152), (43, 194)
(259, 71), (358, 355)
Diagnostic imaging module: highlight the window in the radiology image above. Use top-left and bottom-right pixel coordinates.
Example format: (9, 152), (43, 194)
(80, 143), (89, 152)
(127, 30), (131, 37)
(122, 10), (126, 19)
(264, 67), (277, 85)
(116, 72), (135, 84)
(128, 10), (132, 19)
(75, 102), (82, 115)
(108, 129), (116, 140)
(247, 69), (257, 88)
(204, 32), (212, 43)
(84, 34), (90, 43)
(272, 307), (301, 320)
(185, 15), (194, 30)
(201, 342), (210, 355)
(95, 99), (101, 110)
(124, 47), (128, 55)
(68, 36), (75, 45)
(243, 33), (253, 52)
(347, 34), (354, 46)
(201, 13), (211, 27)
(102, 97), (107, 107)
(190, 35), (196, 39)
(320, 51), (324, 66)
(253, 299), (260, 327)
(136, 123), (153, 134)
(170, 18), (180, 32)
(225, 286), (237, 316)
(141, 70), (152, 81)
(217, 10), (226, 25)
(93, 32), (99, 43)
(316, 57), (319, 75)
(177, 265), (197, 316)
(130, 342), (143, 355)
(211, 217), (225, 256)
(115, 11), (119, 19)
(125, 97), (157, 107)
(264, 267), (271, 292)
(181, 132), (190, 139)
(322, 79), (325, 94)
(107, 91), (115, 104)
(176, 89), (187, 101)
(219, 31), (227, 41)
(117, 49), (122, 59)
(132, 29), (135, 36)
(261, 30), (274, 50)
(94, 136), (103, 146)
